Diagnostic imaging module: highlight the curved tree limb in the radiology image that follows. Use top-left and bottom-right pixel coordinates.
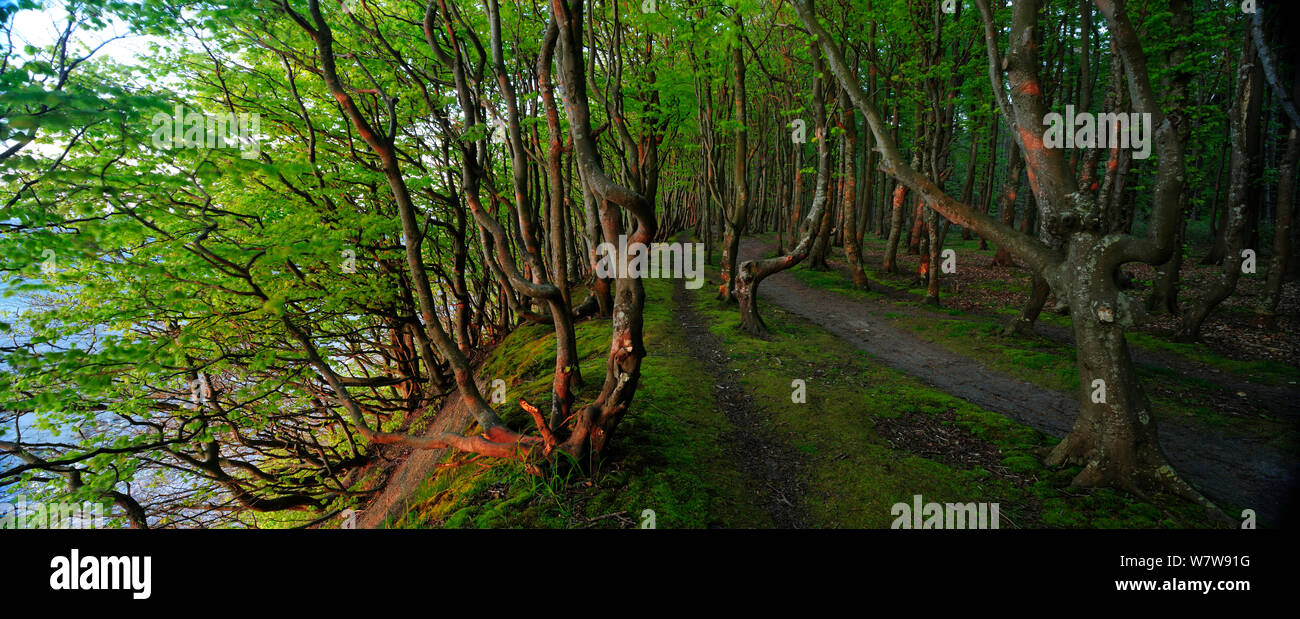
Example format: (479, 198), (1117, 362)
(792, 0), (1059, 275)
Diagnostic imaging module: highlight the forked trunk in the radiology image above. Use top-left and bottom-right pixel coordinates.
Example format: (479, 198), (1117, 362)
(735, 269), (768, 335)
(1177, 40), (1256, 342)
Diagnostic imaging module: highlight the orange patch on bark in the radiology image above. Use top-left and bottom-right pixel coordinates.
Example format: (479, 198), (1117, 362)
(1018, 128), (1045, 153)
(1017, 81), (1042, 97)
(1026, 167), (1040, 195)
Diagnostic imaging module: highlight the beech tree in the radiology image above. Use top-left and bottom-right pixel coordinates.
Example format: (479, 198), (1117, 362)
(795, 0), (1217, 506)
(1, 0), (659, 526)
(735, 41), (832, 334)
(270, 0), (656, 462)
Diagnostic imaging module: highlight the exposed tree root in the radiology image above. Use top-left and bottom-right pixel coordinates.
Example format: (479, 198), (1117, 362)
(1045, 431), (1234, 525)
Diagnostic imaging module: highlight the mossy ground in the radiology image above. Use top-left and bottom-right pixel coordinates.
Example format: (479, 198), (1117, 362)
(375, 255), (1221, 529)
(384, 277), (768, 529)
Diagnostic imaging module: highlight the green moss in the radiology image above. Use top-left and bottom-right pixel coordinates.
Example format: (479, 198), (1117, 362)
(1127, 332), (1300, 386)
(1001, 454), (1038, 475)
(388, 278), (767, 529)
(1041, 498), (1089, 528)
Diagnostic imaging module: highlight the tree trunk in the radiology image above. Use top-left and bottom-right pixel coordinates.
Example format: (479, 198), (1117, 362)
(738, 47), (832, 333)
(978, 117), (999, 250)
(718, 38), (749, 301)
(839, 88), (868, 288)
(991, 142), (1024, 266)
(1003, 275), (1050, 335)
(923, 204), (941, 305)
(1046, 258), (1176, 495)
(549, 0), (656, 458)
(1256, 126), (1299, 328)
(1176, 37), (1258, 342)
(882, 180), (909, 273)
(959, 129), (980, 242)
(1144, 0), (1194, 315)
(808, 193), (835, 269)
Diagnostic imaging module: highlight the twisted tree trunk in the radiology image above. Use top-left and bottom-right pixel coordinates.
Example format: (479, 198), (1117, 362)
(737, 50), (833, 334)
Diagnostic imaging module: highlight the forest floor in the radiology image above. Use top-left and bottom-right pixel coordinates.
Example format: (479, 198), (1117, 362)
(671, 277), (808, 527)
(333, 258), (1244, 529)
(326, 232), (1298, 529)
(740, 236), (1300, 525)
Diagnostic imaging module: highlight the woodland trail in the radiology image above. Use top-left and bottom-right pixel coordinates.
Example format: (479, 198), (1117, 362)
(740, 238), (1300, 525)
(672, 276), (809, 527)
(815, 248), (1300, 422)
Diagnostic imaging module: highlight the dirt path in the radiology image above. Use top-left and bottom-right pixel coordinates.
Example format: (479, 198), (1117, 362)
(815, 251), (1300, 422)
(1032, 321), (1299, 423)
(672, 276), (808, 527)
(740, 238), (1299, 525)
